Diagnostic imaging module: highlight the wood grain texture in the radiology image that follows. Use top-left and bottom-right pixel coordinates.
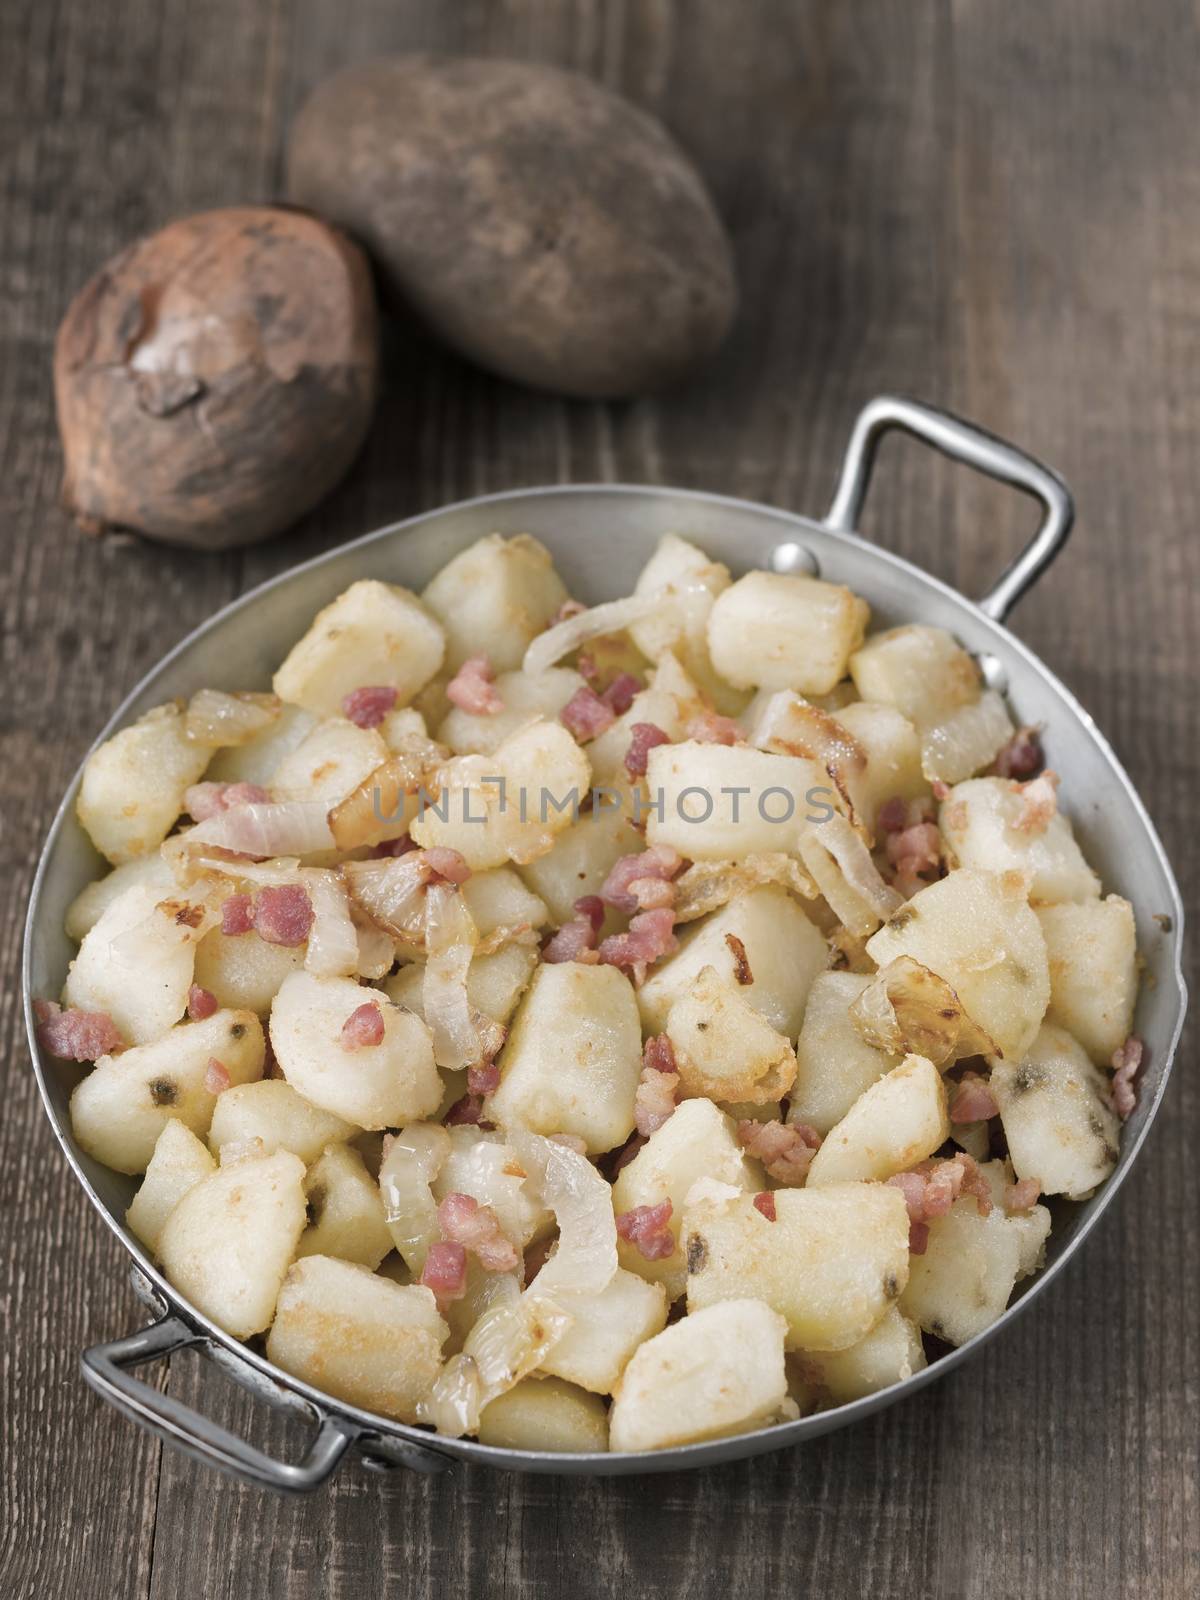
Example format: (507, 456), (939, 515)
(2, 1), (1197, 1597)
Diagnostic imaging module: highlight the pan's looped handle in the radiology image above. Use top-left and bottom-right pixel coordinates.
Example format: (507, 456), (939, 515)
(82, 1314), (357, 1494)
(824, 395), (1075, 623)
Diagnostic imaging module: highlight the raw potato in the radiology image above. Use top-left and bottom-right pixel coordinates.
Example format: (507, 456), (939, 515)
(267, 1255), (447, 1421)
(707, 571), (869, 695)
(517, 791), (644, 924)
(126, 1121), (216, 1254)
(65, 852), (176, 942)
(849, 625), (980, 726)
(273, 580), (445, 718)
(287, 58), (736, 399)
(192, 927), (307, 1016)
(477, 1377), (609, 1452)
(939, 777), (1100, 904)
(991, 1024), (1119, 1198)
(76, 703), (210, 865)
(421, 534), (568, 673)
(70, 1010), (264, 1174)
(488, 963), (642, 1154)
(609, 1299), (789, 1453)
(900, 1197), (1023, 1346)
(208, 1079), (356, 1165)
(645, 740), (836, 862)
(410, 719), (591, 870)
(666, 965), (797, 1105)
(539, 1269), (669, 1395)
(806, 1055), (948, 1186)
(801, 1305), (926, 1404)
(1036, 896), (1138, 1063)
(271, 972), (441, 1130)
(55, 206), (378, 550)
(438, 667), (585, 756)
(612, 1099), (762, 1299)
(159, 1149), (307, 1338)
(638, 885), (828, 1038)
(298, 1143), (394, 1269)
(684, 1184), (910, 1352)
(866, 869), (1050, 1062)
(788, 971), (900, 1135)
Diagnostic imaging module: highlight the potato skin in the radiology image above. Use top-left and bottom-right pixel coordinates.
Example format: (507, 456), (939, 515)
(54, 206), (378, 549)
(286, 57), (737, 398)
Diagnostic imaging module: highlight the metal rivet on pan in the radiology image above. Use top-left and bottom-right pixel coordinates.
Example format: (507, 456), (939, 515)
(978, 652), (1008, 693)
(770, 542), (820, 576)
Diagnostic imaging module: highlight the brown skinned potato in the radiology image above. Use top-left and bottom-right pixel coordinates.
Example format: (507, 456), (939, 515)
(286, 56), (737, 399)
(54, 206), (378, 550)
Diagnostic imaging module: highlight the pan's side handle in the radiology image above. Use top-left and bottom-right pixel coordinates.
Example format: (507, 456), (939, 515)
(82, 1315), (358, 1494)
(823, 395), (1074, 623)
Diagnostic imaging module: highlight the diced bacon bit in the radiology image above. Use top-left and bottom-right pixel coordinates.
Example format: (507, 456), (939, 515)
(467, 1060), (501, 1095)
(753, 1191), (777, 1222)
(444, 1092), (489, 1126)
(220, 893), (254, 936)
(737, 1119), (821, 1186)
(253, 884), (314, 947)
(341, 1000), (385, 1049)
(597, 908), (678, 982)
(600, 845), (684, 915)
(725, 932), (753, 985)
(542, 914), (601, 964)
(931, 780), (951, 803)
(879, 795), (937, 833)
(574, 894), (605, 932)
(446, 656), (503, 716)
(369, 833), (415, 858)
(624, 721), (672, 778)
(885, 821), (941, 874)
(686, 710), (742, 746)
(602, 673), (642, 715)
(615, 1199), (675, 1260)
(560, 685), (617, 742)
(187, 984), (218, 1021)
(634, 1051), (680, 1136)
(421, 846), (472, 885)
(342, 684), (399, 728)
(420, 1239), (468, 1302)
(643, 1034), (677, 1075)
(523, 1234), (557, 1284)
(887, 1152), (993, 1228)
(184, 781), (271, 821)
(909, 1220), (931, 1255)
(993, 726), (1045, 780)
(1110, 1036), (1144, 1120)
(1004, 1178), (1041, 1214)
(949, 1071), (999, 1124)
(33, 999), (124, 1062)
(1012, 770), (1060, 834)
(437, 1192), (521, 1272)
(203, 1057), (231, 1095)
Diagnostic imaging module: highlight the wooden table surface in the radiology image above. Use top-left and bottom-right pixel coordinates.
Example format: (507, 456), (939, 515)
(2, 2), (1197, 1595)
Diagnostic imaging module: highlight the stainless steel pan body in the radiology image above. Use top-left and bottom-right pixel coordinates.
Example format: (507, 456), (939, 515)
(23, 397), (1188, 1490)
